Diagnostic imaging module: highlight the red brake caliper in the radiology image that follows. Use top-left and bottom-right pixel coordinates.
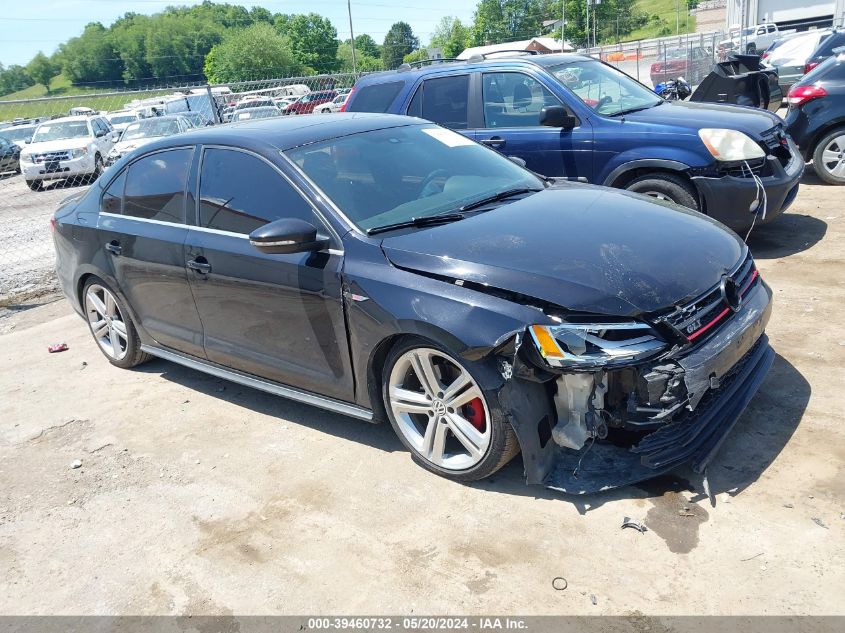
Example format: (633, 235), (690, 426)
(464, 398), (486, 432)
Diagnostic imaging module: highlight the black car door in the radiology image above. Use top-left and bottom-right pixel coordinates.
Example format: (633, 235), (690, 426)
(97, 147), (205, 357)
(185, 146), (354, 401)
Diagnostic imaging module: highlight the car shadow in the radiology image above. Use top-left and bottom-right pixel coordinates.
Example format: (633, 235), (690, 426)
(138, 357), (403, 454)
(746, 212), (827, 259)
(137, 351), (807, 511)
(469, 353), (809, 512)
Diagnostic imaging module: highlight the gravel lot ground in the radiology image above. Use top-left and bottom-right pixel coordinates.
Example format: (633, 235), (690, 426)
(0, 170), (842, 616)
(0, 172), (80, 305)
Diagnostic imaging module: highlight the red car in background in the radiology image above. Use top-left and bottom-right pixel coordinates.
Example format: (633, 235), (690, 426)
(650, 46), (714, 86)
(283, 90), (339, 115)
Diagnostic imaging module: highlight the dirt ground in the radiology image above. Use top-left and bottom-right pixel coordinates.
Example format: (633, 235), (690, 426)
(0, 170), (843, 616)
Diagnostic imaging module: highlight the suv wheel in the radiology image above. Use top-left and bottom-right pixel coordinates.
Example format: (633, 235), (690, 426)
(82, 277), (151, 369)
(382, 338), (520, 482)
(88, 154), (104, 183)
(26, 179), (42, 191)
(812, 127), (845, 185)
(625, 173), (699, 210)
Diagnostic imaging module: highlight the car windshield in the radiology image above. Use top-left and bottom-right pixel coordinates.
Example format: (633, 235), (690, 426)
(31, 121), (90, 142)
(122, 119), (180, 140)
(0, 126), (36, 142)
(662, 48), (689, 60)
(285, 124), (543, 233)
(548, 60), (661, 116)
(233, 108), (279, 121)
(108, 114), (136, 124)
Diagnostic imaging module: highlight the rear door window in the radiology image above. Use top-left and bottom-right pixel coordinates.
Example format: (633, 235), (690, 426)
(123, 148), (192, 223)
(406, 75), (469, 129)
(347, 81), (405, 113)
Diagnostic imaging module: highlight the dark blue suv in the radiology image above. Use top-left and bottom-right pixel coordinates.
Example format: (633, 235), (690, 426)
(345, 53), (803, 232)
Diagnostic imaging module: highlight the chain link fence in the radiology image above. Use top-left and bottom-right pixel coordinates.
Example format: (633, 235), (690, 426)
(0, 72), (360, 307)
(581, 29), (727, 92)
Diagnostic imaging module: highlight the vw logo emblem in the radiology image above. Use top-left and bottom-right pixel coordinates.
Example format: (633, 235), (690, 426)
(433, 400), (447, 417)
(721, 276), (742, 312)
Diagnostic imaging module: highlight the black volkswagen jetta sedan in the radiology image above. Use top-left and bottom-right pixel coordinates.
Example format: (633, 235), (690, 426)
(52, 114), (774, 494)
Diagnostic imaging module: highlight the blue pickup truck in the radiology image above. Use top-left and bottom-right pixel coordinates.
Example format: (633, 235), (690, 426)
(344, 53), (802, 232)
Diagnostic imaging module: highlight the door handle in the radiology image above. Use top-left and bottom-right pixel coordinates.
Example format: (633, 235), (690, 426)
(480, 136), (506, 147)
(105, 241), (122, 256)
(187, 258), (212, 274)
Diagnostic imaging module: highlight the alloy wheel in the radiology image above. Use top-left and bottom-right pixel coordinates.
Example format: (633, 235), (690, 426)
(388, 347), (491, 471)
(820, 135), (845, 180)
(643, 191), (673, 202)
(85, 284), (128, 360)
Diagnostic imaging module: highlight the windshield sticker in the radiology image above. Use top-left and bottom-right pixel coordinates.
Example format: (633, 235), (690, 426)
(421, 128), (474, 147)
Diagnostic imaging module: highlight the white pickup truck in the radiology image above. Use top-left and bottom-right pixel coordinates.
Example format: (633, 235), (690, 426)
(720, 23), (781, 56)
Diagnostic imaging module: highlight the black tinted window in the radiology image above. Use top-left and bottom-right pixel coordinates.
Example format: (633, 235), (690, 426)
(124, 148), (192, 223)
(407, 75), (469, 129)
(101, 170), (126, 214)
(347, 81), (404, 113)
(199, 148), (314, 234)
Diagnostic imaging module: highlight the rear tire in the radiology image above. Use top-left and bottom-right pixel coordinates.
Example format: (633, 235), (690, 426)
(82, 276), (151, 369)
(625, 172), (700, 210)
(26, 179), (42, 191)
(811, 127), (845, 185)
(382, 337), (520, 482)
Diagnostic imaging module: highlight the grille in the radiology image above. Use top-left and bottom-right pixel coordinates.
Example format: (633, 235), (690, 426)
(719, 158), (764, 178)
(663, 251), (759, 344)
(32, 150), (72, 163)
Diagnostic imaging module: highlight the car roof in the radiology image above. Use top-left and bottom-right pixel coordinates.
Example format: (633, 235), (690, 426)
(44, 115), (94, 124)
(141, 113), (423, 154)
(355, 53), (593, 86)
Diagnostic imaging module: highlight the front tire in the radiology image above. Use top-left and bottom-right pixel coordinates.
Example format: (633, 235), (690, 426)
(382, 338), (520, 482)
(26, 179), (42, 191)
(87, 154), (103, 184)
(812, 127), (845, 185)
(625, 172), (700, 210)
(82, 277), (151, 369)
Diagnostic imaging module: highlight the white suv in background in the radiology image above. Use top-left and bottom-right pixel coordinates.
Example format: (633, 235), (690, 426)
(20, 115), (117, 191)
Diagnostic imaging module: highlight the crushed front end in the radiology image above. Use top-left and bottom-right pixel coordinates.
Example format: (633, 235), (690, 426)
(500, 250), (774, 494)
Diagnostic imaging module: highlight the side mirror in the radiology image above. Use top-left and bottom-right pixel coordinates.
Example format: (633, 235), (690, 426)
(249, 218), (329, 254)
(95, 129), (107, 138)
(507, 156), (527, 168)
(24, 139), (30, 144)
(540, 106), (578, 129)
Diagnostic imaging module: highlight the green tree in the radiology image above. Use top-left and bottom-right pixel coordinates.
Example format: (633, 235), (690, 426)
(354, 34), (380, 58)
(204, 22), (299, 83)
(382, 22), (419, 69)
(472, 0), (546, 45)
(59, 22), (123, 84)
(402, 49), (429, 64)
(430, 16), (471, 58)
(337, 42), (383, 72)
(286, 13), (340, 74)
(0, 64), (35, 96)
(25, 52), (59, 93)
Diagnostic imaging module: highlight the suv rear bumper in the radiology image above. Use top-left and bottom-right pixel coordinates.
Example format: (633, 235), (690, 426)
(692, 140), (803, 233)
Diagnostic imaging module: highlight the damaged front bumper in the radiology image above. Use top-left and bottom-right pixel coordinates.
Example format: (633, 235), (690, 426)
(502, 279), (774, 495)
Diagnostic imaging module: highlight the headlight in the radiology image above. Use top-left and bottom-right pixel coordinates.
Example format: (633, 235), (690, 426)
(71, 147), (89, 158)
(698, 128), (765, 161)
(21, 154), (33, 163)
(529, 321), (666, 369)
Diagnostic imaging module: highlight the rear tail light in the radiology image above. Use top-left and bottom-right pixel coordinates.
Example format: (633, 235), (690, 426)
(761, 52), (769, 60)
(804, 61), (819, 74)
(49, 217), (57, 232)
(787, 84), (828, 106)
(339, 86), (355, 112)
(650, 63), (660, 72)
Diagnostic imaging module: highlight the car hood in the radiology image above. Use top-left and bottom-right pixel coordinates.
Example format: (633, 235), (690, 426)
(380, 186), (745, 317)
(624, 100), (780, 138)
(113, 136), (159, 154)
(22, 137), (90, 154)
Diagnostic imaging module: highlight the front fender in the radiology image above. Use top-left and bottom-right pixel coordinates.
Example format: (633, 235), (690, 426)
(600, 152), (708, 187)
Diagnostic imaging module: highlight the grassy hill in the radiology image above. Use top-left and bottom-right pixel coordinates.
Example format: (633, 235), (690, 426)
(624, 0), (698, 42)
(0, 73), (172, 120)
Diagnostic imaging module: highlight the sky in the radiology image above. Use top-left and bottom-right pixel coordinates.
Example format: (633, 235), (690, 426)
(0, 0), (480, 67)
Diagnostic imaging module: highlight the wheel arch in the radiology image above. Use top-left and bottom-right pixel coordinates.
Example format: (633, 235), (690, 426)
(807, 120), (845, 161)
(603, 158), (692, 189)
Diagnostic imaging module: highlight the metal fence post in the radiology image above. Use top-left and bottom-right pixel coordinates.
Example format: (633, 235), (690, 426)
(206, 84), (221, 124)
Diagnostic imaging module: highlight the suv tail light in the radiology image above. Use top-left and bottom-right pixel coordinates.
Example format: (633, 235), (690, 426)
(804, 61), (819, 74)
(787, 84), (828, 106)
(339, 87), (354, 112)
(50, 217), (57, 232)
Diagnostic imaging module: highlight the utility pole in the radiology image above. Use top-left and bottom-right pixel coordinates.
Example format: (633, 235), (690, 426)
(676, 0), (680, 35)
(561, 0), (566, 51)
(586, 0), (590, 50)
(347, 0), (357, 74)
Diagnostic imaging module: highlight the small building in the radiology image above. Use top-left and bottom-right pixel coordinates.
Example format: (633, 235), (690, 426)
(456, 37), (575, 61)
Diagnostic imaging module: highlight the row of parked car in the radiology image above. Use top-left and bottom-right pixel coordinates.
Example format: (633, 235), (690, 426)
(219, 89), (351, 122)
